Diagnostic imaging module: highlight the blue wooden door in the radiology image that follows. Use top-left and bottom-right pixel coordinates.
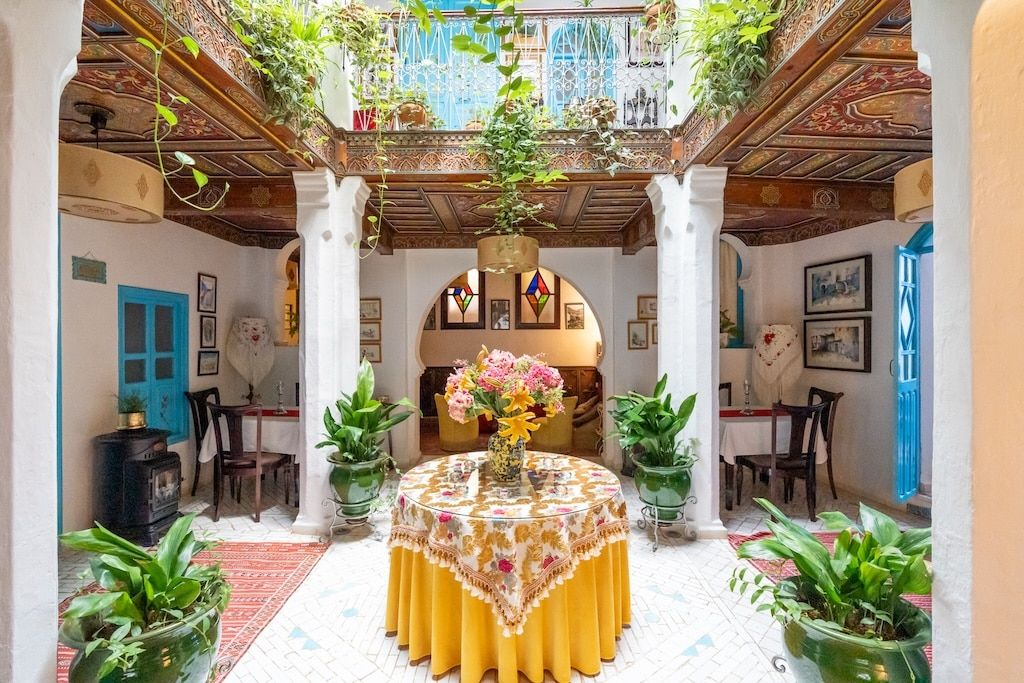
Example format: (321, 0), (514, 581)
(894, 246), (921, 501)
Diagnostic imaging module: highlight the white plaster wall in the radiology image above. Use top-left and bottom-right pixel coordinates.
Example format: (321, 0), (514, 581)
(719, 348), (752, 406)
(60, 216), (274, 531)
(919, 252), (933, 493)
(753, 220), (918, 506)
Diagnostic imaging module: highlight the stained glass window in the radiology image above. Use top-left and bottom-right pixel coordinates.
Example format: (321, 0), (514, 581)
(515, 268), (561, 329)
(441, 269), (486, 329)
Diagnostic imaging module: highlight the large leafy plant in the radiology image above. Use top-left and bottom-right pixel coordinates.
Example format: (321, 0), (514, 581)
(59, 514), (229, 678)
(731, 498), (932, 641)
(609, 375), (699, 468)
(317, 358), (417, 464)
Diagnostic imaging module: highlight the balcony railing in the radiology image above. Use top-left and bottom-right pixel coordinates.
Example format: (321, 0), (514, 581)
(359, 9), (669, 130)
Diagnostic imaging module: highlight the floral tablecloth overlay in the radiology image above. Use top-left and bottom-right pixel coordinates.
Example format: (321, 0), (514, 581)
(389, 452), (630, 635)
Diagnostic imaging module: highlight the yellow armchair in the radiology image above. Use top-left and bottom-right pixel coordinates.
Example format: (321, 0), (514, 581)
(434, 394), (480, 452)
(531, 396), (578, 454)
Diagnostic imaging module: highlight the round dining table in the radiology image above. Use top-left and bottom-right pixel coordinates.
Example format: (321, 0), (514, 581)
(386, 452), (631, 683)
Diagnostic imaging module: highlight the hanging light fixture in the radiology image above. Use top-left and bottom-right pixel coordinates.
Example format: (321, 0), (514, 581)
(58, 103), (164, 224)
(477, 234), (539, 274)
(893, 158), (933, 223)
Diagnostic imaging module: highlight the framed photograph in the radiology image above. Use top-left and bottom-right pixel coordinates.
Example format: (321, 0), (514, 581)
(197, 273), (217, 313)
(565, 303), (585, 330)
(805, 255), (872, 315)
(360, 343), (382, 364)
(804, 317), (872, 372)
(360, 298), (382, 321)
(360, 321), (381, 342)
(637, 295), (657, 320)
(651, 322), (658, 345)
(627, 321), (649, 350)
(491, 299), (511, 330)
(197, 350), (220, 376)
(423, 304), (436, 331)
(199, 315), (216, 349)
(515, 269), (561, 329)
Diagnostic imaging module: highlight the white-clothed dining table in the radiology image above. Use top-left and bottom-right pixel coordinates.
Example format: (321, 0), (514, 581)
(719, 412), (829, 465)
(197, 411), (301, 463)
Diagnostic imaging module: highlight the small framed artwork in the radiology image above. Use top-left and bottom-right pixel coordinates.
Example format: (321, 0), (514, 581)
(197, 273), (217, 313)
(360, 343), (382, 364)
(197, 350), (220, 376)
(360, 321), (381, 342)
(651, 322), (658, 345)
(423, 304), (437, 331)
(360, 297), (382, 321)
(804, 317), (872, 373)
(805, 255), (872, 315)
(491, 299), (511, 330)
(565, 303), (585, 330)
(199, 315), (216, 349)
(627, 321), (649, 350)
(637, 295), (657, 320)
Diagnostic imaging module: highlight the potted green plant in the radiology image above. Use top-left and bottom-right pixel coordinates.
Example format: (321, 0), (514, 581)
(732, 499), (932, 682)
(720, 309), (740, 347)
(58, 514), (230, 683)
(116, 392), (147, 430)
(317, 359), (417, 517)
(609, 375), (698, 521)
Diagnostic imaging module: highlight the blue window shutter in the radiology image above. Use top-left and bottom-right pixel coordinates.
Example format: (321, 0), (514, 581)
(894, 246), (921, 502)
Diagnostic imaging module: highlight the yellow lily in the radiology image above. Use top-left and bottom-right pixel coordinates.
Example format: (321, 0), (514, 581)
(475, 346), (489, 364)
(497, 413), (542, 443)
(502, 386), (533, 415)
(480, 408), (494, 422)
(544, 403), (560, 418)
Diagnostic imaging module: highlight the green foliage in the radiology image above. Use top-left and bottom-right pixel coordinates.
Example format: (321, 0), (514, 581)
(59, 514), (229, 679)
(230, 0), (332, 134)
(720, 309), (740, 337)
(731, 498), (933, 641)
(317, 359), (418, 463)
(562, 98), (638, 177)
(608, 375), (699, 468)
(117, 392), (147, 414)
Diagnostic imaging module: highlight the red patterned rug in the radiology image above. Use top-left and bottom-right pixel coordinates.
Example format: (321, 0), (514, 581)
(729, 531), (932, 662)
(58, 541), (328, 682)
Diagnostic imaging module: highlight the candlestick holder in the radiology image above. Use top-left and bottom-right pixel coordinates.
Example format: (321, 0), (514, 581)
(741, 384), (753, 415)
(275, 381), (286, 414)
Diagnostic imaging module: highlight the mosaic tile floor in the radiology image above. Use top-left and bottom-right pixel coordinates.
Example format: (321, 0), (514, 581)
(59, 464), (925, 683)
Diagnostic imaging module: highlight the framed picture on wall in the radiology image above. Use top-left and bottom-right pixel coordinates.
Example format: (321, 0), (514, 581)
(515, 269), (561, 329)
(565, 303), (585, 330)
(359, 298), (382, 321)
(803, 317), (872, 372)
(637, 295), (657, 320)
(199, 315), (216, 349)
(491, 299), (511, 330)
(360, 343), (382, 364)
(651, 322), (658, 345)
(197, 273), (217, 313)
(805, 255), (872, 315)
(197, 350), (220, 376)
(423, 304), (436, 331)
(360, 321), (381, 342)
(627, 321), (649, 350)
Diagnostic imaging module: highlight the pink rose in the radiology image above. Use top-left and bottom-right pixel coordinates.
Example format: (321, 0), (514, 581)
(398, 495), (406, 509)
(542, 555), (558, 569)
(497, 558), (514, 573)
(491, 508), (506, 515)
(438, 512), (453, 523)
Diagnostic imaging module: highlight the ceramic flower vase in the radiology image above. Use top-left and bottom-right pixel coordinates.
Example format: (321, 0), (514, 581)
(487, 432), (525, 483)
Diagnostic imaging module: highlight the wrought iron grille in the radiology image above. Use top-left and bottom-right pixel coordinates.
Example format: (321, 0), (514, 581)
(360, 11), (669, 130)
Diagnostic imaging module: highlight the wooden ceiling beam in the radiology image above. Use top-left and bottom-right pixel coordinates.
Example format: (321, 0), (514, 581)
(724, 178), (893, 221)
(164, 178), (296, 219)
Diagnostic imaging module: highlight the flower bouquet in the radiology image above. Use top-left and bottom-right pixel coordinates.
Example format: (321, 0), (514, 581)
(445, 347), (565, 482)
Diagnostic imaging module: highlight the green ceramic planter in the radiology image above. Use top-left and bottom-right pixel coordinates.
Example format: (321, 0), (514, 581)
(328, 453), (389, 517)
(781, 582), (931, 683)
(631, 456), (692, 521)
(60, 594), (223, 683)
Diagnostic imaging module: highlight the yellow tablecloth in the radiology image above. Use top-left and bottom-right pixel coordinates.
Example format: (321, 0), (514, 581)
(385, 540), (630, 683)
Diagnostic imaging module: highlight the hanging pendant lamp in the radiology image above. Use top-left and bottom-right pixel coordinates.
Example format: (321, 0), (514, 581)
(58, 104), (164, 224)
(477, 234), (539, 274)
(893, 158), (933, 223)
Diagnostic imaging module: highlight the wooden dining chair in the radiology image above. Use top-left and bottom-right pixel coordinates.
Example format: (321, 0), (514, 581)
(808, 386), (844, 500)
(208, 403), (294, 522)
(735, 401), (828, 520)
(184, 387), (220, 496)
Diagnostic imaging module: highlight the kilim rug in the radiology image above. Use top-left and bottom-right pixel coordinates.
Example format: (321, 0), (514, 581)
(57, 541), (328, 682)
(729, 531), (932, 662)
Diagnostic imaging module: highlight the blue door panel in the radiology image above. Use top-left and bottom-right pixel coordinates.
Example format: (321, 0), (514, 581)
(894, 246), (921, 501)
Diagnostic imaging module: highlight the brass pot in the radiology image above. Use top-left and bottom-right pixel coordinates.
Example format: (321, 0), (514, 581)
(117, 411), (147, 430)
(477, 234), (539, 274)
(396, 101), (428, 129)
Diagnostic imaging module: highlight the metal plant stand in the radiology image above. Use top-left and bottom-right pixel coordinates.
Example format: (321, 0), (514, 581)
(323, 498), (385, 543)
(636, 495), (697, 551)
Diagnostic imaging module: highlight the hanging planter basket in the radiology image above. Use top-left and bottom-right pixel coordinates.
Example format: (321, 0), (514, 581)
(477, 234), (539, 274)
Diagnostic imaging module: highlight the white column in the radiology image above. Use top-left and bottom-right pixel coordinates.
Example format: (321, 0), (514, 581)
(0, 1), (83, 679)
(647, 167), (728, 539)
(292, 171), (368, 535)
(911, 1), (983, 680)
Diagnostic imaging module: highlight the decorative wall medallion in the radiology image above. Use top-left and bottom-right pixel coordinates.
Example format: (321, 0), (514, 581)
(136, 174), (149, 200)
(760, 185), (782, 206)
(250, 184), (271, 207)
(918, 169), (933, 196)
(84, 159), (101, 186)
(812, 187), (841, 210)
(869, 189), (891, 210)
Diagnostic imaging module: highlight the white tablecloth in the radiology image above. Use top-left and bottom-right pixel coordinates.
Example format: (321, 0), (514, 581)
(719, 415), (828, 465)
(198, 414), (301, 463)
